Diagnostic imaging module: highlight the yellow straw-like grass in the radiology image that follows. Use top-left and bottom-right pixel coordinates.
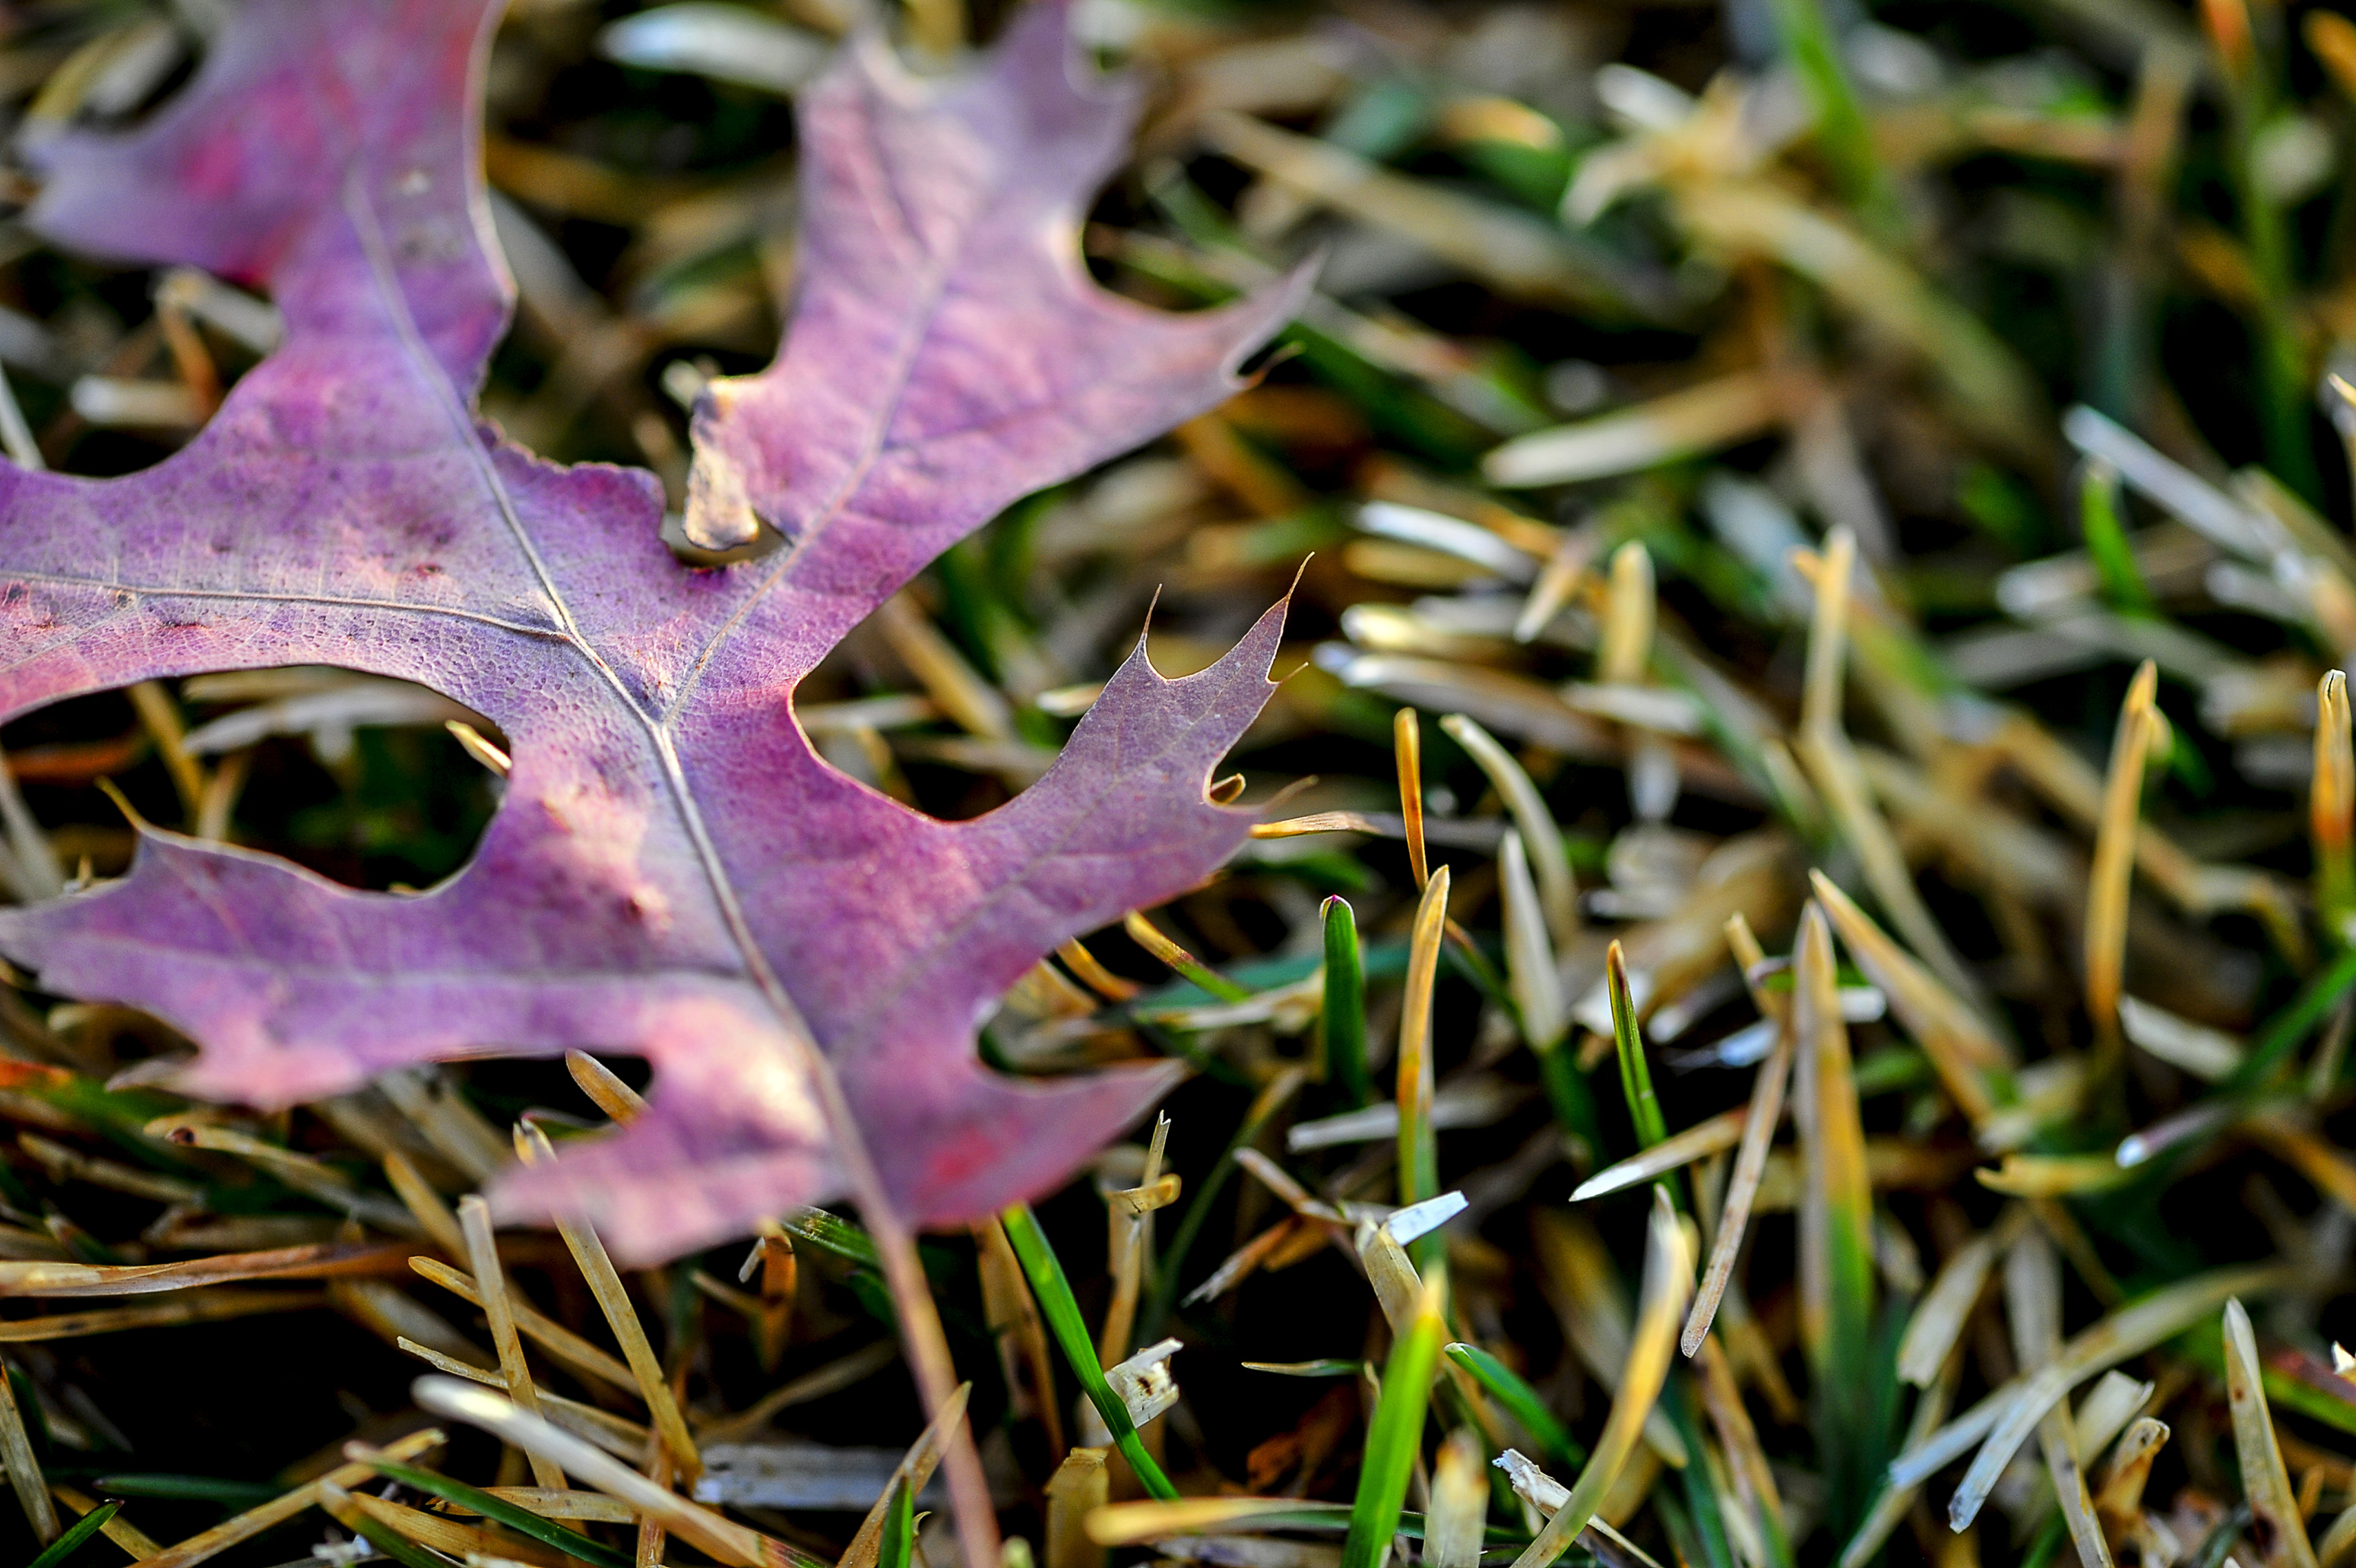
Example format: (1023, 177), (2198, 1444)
(1396, 705), (1428, 888)
(1509, 1191), (1692, 1568)
(2086, 660), (2162, 1044)
(521, 1124), (700, 1482)
(461, 1193), (568, 1491)
(2225, 1297), (2319, 1568)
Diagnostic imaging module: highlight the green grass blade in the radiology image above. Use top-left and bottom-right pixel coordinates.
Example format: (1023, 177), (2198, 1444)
(1323, 895), (1371, 1107)
(25, 1502), (116, 1568)
(1762, 0), (1893, 226)
(357, 1455), (636, 1568)
(2079, 460), (2153, 616)
(1605, 941), (1667, 1151)
(1344, 1276), (1447, 1568)
(86, 1474), (280, 1505)
(879, 1475), (916, 1568)
(1445, 1343), (1587, 1468)
(1000, 1203), (1180, 1500)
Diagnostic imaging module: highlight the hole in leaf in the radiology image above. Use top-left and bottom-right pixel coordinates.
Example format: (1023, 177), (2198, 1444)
(1, 667), (503, 894)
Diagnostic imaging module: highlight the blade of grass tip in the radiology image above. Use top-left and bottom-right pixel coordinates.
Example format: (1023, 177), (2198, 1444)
(519, 1126), (699, 1483)
(2092, 1418), (2168, 1543)
(2316, 672), (2354, 944)
(1808, 870), (2011, 1123)
(0, 1352), (57, 1541)
(352, 1449), (633, 1568)
(1501, 831), (1568, 1053)
(1512, 1191), (1693, 1568)
(1428, 1427), (1489, 1568)
(1397, 706), (1428, 889)
(568, 1051), (648, 1123)
(21, 1500), (112, 1568)
(1324, 898), (1373, 1107)
(461, 1195), (568, 1492)
(1792, 534), (1981, 1006)
(1123, 911), (1252, 1003)
(1607, 940), (1669, 1155)
(414, 1376), (817, 1568)
(1000, 1204), (1179, 1500)
(2088, 662), (2162, 1053)
(1047, 1448), (1110, 1568)
(384, 1150), (467, 1259)
(1444, 714), (1575, 943)
(2006, 1227), (2114, 1568)
(1059, 938), (1142, 1003)
(1929, 1262), (2294, 1529)
(1344, 1269), (1448, 1568)
(1682, 1020), (1793, 1356)
(1601, 540), (1654, 687)
(1447, 1343), (1588, 1468)
(1794, 902), (1875, 1385)
(2225, 1298), (2319, 1568)
(136, 1427), (448, 1568)
(1400, 867), (1452, 1221)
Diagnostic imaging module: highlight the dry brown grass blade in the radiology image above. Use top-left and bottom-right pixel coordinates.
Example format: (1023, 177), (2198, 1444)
(53, 1481), (163, 1559)
(1443, 713), (1575, 942)
(0, 1353), (55, 1542)
(1577, 1107), (1747, 1202)
(1793, 534), (1981, 1003)
(2086, 661), (2162, 1046)
(1398, 864), (1451, 1208)
(837, 1380), (972, 1568)
(456, 1488), (638, 1523)
(141, 1426), (445, 1568)
(1683, 1020), (1792, 1356)
(2006, 1227), (2114, 1568)
(461, 1194), (568, 1492)
(1058, 939), (1141, 1003)
(520, 1124), (699, 1481)
(411, 1256), (640, 1393)
(1428, 1427), (1489, 1568)
(1794, 901), (1873, 1376)
(2093, 1417), (2168, 1545)
(2226, 1297), (2320, 1568)
(1510, 1191), (1693, 1568)
(1694, 1335), (1788, 1541)
(416, 1376), (818, 1568)
(1809, 870), (2009, 1123)
(385, 1150), (468, 1258)
(1909, 1264), (2293, 1526)
(1487, 372), (1781, 487)
(145, 1117), (420, 1234)
(568, 1050), (648, 1123)
(0, 1288), (321, 1342)
(1501, 828), (1569, 1050)
(344, 1486), (576, 1568)
(1397, 705), (1428, 888)
(0, 1240), (412, 1297)
(1099, 1113), (1173, 1367)
(1898, 1208), (2027, 1387)
(978, 1214), (1064, 1456)
(1048, 1447), (1112, 1568)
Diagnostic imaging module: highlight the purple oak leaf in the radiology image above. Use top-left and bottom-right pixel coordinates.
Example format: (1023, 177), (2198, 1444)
(0, 0), (1302, 1259)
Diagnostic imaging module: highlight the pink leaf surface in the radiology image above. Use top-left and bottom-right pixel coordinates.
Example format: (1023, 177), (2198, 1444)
(0, 0), (1300, 1259)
